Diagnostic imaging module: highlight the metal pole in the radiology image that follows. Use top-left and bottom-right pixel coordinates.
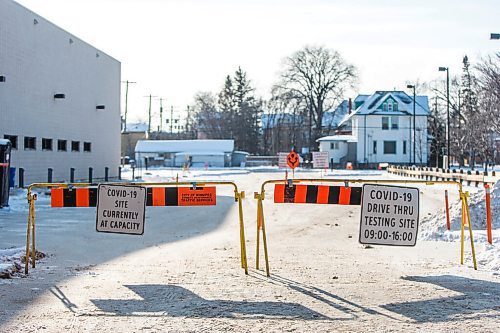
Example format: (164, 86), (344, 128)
(148, 94), (152, 134)
(160, 98), (164, 132)
(446, 69), (450, 168)
(413, 87), (416, 165)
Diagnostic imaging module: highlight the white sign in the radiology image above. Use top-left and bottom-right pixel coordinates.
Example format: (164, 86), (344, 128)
(96, 184), (146, 235)
(278, 152), (288, 168)
(312, 152), (329, 169)
(359, 184), (419, 246)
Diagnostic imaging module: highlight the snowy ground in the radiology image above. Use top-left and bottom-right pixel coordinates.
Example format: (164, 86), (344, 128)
(0, 167), (498, 332)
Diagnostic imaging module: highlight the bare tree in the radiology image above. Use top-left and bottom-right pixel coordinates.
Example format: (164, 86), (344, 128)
(193, 92), (226, 139)
(273, 46), (358, 150)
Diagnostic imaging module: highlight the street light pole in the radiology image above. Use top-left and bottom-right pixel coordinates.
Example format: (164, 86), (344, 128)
(439, 67), (450, 168)
(407, 84), (416, 165)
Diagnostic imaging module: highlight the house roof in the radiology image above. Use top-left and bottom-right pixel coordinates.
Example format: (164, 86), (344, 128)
(321, 100), (349, 129)
(135, 140), (234, 153)
(261, 113), (303, 129)
(338, 91), (430, 127)
(316, 135), (357, 143)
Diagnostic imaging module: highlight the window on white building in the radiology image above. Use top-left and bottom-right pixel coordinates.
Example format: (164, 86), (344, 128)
(330, 142), (340, 150)
(391, 116), (399, 129)
(382, 117), (389, 130)
(42, 138), (52, 151)
(24, 136), (36, 150)
(403, 141), (407, 154)
(3, 135), (17, 149)
(58, 140), (67, 151)
(373, 141), (377, 154)
(388, 103), (393, 111)
(383, 141), (397, 154)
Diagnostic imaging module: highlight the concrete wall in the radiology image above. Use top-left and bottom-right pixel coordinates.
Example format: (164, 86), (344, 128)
(0, 0), (121, 184)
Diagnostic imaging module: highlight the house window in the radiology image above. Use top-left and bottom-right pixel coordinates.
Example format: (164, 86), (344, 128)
(388, 103), (393, 111)
(3, 135), (17, 149)
(391, 116), (399, 129)
(83, 142), (91, 152)
(383, 141), (397, 154)
(383, 103), (388, 111)
(393, 103), (398, 111)
(24, 136), (36, 150)
(382, 117), (389, 130)
(403, 141), (407, 154)
(42, 138), (53, 151)
(58, 140), (67, 151)
(373, 141), (377, 154)
(330, 142), (340, 150)
(71, 141), (80, 152)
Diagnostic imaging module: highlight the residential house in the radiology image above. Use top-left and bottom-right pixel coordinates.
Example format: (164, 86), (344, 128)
(317, 91), (430, 167)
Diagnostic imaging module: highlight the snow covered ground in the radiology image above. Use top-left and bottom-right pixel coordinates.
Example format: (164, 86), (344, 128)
(420, 181), (500, 273)
(0, 167), (498, 332)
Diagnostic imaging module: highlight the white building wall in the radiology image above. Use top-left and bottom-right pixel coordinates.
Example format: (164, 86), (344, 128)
(318, 141), (348, 163)
(0, 0), (121, 184)
(355, 115), (428, 165)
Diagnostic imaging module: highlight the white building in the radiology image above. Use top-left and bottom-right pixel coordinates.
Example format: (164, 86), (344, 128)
(135, 140), (235, 168)
(0, 0), (121, 184)
(317, 91), (430, 167)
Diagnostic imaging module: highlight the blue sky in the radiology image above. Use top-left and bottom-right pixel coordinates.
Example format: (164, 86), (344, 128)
(14, 0), (500, 125)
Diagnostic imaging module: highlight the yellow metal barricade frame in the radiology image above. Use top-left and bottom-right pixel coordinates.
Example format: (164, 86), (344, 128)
(254, 178), (477, 277)
(24, 181), (248, 275)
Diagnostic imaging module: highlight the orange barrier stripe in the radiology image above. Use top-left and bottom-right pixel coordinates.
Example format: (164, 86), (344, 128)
(152, 187), (166, 206)
(51, 188), (64, 207)
(294, 185), (307, 203)
(338, 186), (351, 205)
(76, 188), (89, 207)
(317, 186), (330, 204)
(274, 184), (285, 203)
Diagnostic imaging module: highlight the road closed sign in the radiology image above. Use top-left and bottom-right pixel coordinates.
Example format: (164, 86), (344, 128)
(359, 184), (419, 246)
(96, 184), (146, 235)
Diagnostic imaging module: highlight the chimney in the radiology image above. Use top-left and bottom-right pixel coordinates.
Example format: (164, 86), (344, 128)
(348, 98), (352, 114)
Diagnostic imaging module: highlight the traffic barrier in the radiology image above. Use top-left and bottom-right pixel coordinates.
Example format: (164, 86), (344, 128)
(274, 184), (362, 205)
(254, 178), (477, 277)
(50, 186), (217, 207)
(24, 181), (248, 275)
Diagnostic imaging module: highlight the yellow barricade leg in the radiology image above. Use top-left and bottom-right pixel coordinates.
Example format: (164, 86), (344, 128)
(258, 198), (270, 277)
(463, 193), (477, 270)
(460, 192), (465, 265)
(31, 194), (37, 268)
(237, 191), (248, 274)
(255, 193), (261, 270)
(24, 192), (33, 274)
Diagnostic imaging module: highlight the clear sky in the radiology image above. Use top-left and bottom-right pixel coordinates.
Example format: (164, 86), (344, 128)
(14, 0), (500, 126)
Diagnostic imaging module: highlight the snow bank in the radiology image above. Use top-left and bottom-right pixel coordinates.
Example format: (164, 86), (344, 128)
(0, 247), (24, 279)
(419, 181), (500, 272)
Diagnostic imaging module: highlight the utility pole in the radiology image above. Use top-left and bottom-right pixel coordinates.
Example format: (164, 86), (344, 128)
(155, 97), (166, 132)
(144, 94), (157, 134)
(170, 106), (174, 133)
(121, 80), (136, 132)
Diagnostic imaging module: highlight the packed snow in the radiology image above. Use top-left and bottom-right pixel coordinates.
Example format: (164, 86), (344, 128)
(420, 181), (499, 273)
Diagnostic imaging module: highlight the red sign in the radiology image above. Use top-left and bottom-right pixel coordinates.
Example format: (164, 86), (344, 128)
(287, 151), (300, 169)
(178, 187), (216, 206)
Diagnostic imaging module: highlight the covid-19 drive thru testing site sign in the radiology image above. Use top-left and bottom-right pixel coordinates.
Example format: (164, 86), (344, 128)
(359, 184), (420, 246)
